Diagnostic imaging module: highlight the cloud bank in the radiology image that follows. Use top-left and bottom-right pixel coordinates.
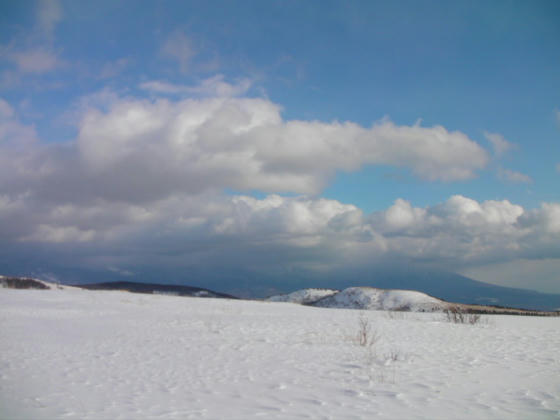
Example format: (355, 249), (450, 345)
(0, 89), (557, 289)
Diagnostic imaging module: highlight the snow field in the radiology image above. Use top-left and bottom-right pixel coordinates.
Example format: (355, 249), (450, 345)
(1, 288), (559, 419)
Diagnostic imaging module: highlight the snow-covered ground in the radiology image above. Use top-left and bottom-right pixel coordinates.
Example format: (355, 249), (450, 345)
(1, 288), (559, 419)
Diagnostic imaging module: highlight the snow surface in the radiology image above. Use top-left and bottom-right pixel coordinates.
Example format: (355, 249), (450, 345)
(267, 288), (338, 304)
(1, 288), (560, 419)
(312, 287), (446, 312)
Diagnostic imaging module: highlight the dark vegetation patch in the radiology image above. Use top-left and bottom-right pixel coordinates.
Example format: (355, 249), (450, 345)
(454, 305), (560, 317)
(77, 281), (238, 299)
(1, 277), (50, 290)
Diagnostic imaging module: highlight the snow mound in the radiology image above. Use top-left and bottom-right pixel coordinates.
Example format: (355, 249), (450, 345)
(267, 288), (339, 304)
(312, 287), (447, 312)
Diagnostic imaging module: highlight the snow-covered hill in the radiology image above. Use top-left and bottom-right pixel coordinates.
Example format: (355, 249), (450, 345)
(311, 287), (447, 312)
(266, 288), (339, 304)
(268, 286), (447, 312)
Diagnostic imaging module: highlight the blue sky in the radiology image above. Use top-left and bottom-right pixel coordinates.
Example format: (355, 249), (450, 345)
(1, 0), (559, 294)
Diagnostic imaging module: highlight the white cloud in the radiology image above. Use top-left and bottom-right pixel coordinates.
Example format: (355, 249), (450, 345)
(69, 94), (488, 202)
(524, 203), (560, 234)
(484, 131), (514, 157)
(384, 199), (426, 230)
(368, 195), (554, 265)
(161, 31), (195, 72)
(498, 168), (532, 184)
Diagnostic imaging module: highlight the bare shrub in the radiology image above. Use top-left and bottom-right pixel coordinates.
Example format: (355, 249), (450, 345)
(348, 315), (403, 384)
(444, 306), (482, 325)
(356, 315), (378, 347)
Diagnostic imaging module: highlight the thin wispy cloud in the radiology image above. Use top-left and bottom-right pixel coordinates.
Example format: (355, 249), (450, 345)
(99, 58), (130, 79)
(498, 168), (532, 184)
(161, 31), (196, 73)
(140, 75), (252, 97)
(7, 48), (61, 74)
(0, 0), (63, 78)
(484, 131), (515, 157)
(36, 0), (62, 41)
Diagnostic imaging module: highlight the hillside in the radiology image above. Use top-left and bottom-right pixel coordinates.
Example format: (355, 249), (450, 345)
(311, 287), (446, 312)
(266, 288), (338, 304)
(267, 287), (445, 311)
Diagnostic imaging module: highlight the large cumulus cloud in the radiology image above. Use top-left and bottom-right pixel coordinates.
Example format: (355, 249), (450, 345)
(0, 93), (489, 205)
(76, 95), (488, 191)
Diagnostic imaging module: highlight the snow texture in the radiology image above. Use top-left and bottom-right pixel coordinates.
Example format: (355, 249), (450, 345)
(1, 288), (560, 419)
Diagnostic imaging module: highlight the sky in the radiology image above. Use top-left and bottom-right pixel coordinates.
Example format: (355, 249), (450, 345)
(0, 0), (559, 295)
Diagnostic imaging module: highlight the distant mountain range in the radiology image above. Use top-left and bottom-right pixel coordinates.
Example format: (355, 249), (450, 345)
(3, 269), (560, 312)
(271, 267), (560, 311)
(3, 275), (556, 316)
